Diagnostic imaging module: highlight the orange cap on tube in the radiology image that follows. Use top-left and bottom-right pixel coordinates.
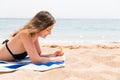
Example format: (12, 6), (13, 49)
(57, 47), (63, 56)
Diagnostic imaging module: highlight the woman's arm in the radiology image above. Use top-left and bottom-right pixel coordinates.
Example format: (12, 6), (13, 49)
(34, 39), (57, 57)
(34, 39), (54, 57)
(34, 39), (41, 56)
(20, 32), (63, 63)
(20, 32), (40, 62)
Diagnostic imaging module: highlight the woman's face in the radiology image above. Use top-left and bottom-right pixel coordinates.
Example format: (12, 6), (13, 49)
(38, 25), (54, 38)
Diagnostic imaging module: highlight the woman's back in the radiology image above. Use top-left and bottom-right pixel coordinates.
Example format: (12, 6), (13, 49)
(0, 30), (28, 61)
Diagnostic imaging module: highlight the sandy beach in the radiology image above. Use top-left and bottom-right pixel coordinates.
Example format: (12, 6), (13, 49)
(0, 43), (120, 80)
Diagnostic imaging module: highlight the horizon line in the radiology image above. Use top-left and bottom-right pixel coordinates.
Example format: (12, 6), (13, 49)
(0, 17), (120, 20)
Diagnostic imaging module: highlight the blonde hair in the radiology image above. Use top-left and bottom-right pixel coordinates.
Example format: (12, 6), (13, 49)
(12, 11), (56, 37)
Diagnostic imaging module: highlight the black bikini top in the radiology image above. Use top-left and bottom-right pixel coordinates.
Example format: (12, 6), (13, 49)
(2, 39), (27, 60)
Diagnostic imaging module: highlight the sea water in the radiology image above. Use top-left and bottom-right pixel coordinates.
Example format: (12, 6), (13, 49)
(0, 18), (120, 44)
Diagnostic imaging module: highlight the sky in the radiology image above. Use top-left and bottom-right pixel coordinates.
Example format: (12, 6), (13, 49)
(0, 0), (120, 19)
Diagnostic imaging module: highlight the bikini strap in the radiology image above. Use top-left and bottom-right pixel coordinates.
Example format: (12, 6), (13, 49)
(2, 39), (9, 44)
(5, 41), (15, 57)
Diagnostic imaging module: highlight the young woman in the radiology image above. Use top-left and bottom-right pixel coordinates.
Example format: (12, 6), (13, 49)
(0, 11), (64, 63)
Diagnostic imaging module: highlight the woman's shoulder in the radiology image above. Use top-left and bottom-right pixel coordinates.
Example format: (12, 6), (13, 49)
(16, 30), (30, 37)
(12, 30), (31, 41)
(19, 29), (29, 34)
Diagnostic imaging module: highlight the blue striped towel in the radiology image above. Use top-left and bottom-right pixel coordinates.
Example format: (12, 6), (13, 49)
(0, 56), (65, 72)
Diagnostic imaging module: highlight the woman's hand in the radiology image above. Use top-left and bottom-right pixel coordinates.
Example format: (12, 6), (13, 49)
(47, 51), (59, 57)
(54, 47), (63, 56)
(49, 50), (64, 57)
(41, 47), (64, 57)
